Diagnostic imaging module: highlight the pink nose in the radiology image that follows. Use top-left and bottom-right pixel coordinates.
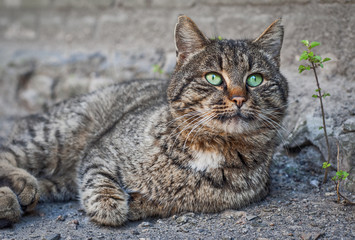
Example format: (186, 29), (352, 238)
(231, 96), (246, 108)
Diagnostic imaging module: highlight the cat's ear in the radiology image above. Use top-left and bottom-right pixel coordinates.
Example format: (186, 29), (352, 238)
(253, 19), (284, 67)
(174, 15), (210, 64)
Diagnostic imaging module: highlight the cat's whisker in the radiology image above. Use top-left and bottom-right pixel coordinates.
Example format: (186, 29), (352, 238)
(182, 113), (217, 150)
(169, 111), (213, 152)
(167, 109), (214, 137)
(254, 112), (289, 146)
(190, 113), (218, 144)
(166, 111), (200, 128)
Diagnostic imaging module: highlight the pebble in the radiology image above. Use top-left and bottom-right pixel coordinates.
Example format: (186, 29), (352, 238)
(325, 192), (336, 196)
(246, 215), (258, 221)
(178, 227), (189, 233)
(138, 222), (152, 228)
(43, 233), (61, 240)
(220, 210), (246, 219)
(176, 216), (188, 224)
(184, 212), (195, 218)
(56, 215), (66, 221)
(67, 219), (79, 230)
(310, 179), (319, 187)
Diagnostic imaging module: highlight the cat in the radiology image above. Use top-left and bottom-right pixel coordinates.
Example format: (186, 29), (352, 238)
(0, 15), (288, 227)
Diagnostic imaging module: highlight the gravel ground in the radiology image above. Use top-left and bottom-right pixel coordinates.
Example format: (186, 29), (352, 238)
(1, 146), (354, 240)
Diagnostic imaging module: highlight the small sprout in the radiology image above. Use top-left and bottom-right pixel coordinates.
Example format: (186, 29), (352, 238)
(322, 162), (331, 169)
(323, 93), (331, 98)
(323, 57), (331, 62)
(333, 170), (349, 181)
(315, 89), (321, 92)
(312, 94), (318, 98)
(319, 126), (324, 130)
(153, 64), (164, 74)
(210, 36), (223, 40)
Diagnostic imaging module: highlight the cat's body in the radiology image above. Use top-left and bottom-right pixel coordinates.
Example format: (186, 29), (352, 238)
(0, 16), (288, 227)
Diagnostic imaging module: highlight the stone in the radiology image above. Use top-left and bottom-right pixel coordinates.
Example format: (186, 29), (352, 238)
(138, 222), (152, 228)
(310, 179), (320, 188)
(220, 210), (246, 219)
(246, 215), (258, 221)
(44, 234), (61, 240)
(176, 215), (188, 224)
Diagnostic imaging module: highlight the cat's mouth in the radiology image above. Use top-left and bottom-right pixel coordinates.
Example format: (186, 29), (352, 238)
(216, 110), (255, 123)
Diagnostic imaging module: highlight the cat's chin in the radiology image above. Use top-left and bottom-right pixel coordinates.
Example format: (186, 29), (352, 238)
(215, 114), (256, 135)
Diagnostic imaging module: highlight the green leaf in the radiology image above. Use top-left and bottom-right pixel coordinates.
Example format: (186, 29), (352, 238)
(298, 65), (306, 73)
(322, 162), (330, 168)
(152, 64), (163, 74)
(314, 55), (322, 62)
(301, 40), (309, 47)
(319, 126), (324, 130)
(323, 57), (331, 62)
(306, 66), (311, 70)
(312, 94), (318, 98)
(331, 176), (337, 181)
(308, 51), (314, 57)
(315, 88), (321, 92)
(299, 51), (309, 61)
(217, 36), (223, 40)
(323, 93), (331, 98)
(320, 63), (324, 68)
(310, 41), (321, 49)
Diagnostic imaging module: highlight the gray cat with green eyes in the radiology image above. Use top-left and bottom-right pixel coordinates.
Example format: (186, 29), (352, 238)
(0, 15), (288, 227)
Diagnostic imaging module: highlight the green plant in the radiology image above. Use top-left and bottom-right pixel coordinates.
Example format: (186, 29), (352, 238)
(152, 64), (164, 74)
(299, 40), (354, 205)
(210, 36), (223, 40)
(330, 144), (354, 205)
(298, 40), (331, 183)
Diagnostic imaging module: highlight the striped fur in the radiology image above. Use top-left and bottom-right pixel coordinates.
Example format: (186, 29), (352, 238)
(0, 16), (288, 227)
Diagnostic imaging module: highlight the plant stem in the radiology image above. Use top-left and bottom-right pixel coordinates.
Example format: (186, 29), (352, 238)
(311, 62), (331, 183)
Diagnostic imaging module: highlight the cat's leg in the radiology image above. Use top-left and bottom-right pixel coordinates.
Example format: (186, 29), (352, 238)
(127, 192), (175, 221)
(0, 165), (39, 211)
(0, 186), (21, 228)
(78, 150), (130, 226)
(37, 175), (78, 202)
(0, 153), (40, 226)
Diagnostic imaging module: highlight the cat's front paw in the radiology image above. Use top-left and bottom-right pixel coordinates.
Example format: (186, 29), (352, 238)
(0, 186), (22, 228)
(0, 166), (39, 212)
(82, 188), (129, 226)
(8, 168), (40, 212)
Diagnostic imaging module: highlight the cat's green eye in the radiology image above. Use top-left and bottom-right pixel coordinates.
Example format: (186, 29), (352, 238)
(205, 73), (223, 86)
(246, 73), (263, 87)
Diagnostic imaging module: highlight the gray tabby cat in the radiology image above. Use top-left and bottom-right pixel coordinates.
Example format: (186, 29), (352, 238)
(0, 15), (288, 227)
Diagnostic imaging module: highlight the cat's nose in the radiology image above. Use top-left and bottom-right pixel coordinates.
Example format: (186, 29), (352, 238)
(231, 96), (246, 108)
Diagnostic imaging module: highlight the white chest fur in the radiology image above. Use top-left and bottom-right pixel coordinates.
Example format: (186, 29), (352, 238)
(189, 150), (225, 172)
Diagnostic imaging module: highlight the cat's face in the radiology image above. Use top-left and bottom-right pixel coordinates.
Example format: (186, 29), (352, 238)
(168, 16), (288, 135)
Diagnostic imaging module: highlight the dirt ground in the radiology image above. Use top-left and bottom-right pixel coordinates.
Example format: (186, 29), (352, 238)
(0, 145), (354, 240)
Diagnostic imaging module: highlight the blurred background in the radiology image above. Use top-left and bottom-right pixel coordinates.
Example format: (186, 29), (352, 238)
(0, 0), (354, 192)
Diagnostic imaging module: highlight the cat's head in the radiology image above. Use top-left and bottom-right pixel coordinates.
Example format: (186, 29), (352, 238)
(167, 15), (288, 135)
